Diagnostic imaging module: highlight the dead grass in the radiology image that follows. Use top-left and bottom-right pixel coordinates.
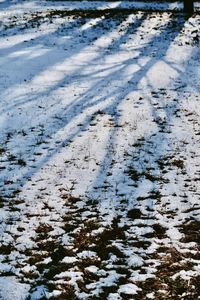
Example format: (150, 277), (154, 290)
(127, 208), (142, 219)
(0, 243), (15, 255)
(180, 219), (200, 243)
(135, 245), (200, 300)
(128, 167), (169, 184)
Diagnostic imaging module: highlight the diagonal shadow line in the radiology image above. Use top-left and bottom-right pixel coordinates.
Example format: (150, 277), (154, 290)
(0, 10), (146, 132)
(0, 12), (107, 87)
(88, 13), (190, 198)
(137, 13), (199, 129)
(38, 13), (148, 109)
(19, 13), (148, 116)
(0, 12), (189, 199)
(125, 44), (200, 214)
(0, 10), (145, 194)
(52, 13), (183, 126)
(0, 9), (134, 116)
(0, 5), (113, 36)
(0, 8), (115, 56)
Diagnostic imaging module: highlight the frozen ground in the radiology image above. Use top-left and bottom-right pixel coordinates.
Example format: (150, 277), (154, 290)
(0, 1), (200, 299)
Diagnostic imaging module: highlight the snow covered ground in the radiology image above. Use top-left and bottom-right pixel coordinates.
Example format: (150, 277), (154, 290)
(0, 0), (200, 14)
(0, 1), (200, 299)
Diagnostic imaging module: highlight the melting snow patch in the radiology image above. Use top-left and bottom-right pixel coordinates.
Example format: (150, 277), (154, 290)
(107, 293), (121, 300)
(30, 286), (48, 300)
(128, 254), (144, 267)
(172, 270), (198, 281)
(146, 292), (155, 299)
(167, 227), (183, 241)
(61, 256), (78, 264)
(118, 283), (141, 295)
(77, 251), (97, 259)
(46, 290), (62, 299)
(0, 277), (30, 300)
(85, 265), (99, 274)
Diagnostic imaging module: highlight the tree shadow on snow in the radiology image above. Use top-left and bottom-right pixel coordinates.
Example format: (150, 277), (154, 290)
(0, 8), (197, 214)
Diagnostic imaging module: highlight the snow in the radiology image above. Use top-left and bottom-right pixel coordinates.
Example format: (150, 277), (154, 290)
(61, 256), (78, 264)
(0, 1), (200, 15)
(118, 283), (141, 295)
(0, 277), (30, 300)
(0, 0), (199, 299)
(146, 292), (155, 299)
(107, 293), (121, 300)
(30, 286), (48, 300)
(77, 251), (97, 258)
(85, 265), (99, 273)
(128, 254), (144, 267)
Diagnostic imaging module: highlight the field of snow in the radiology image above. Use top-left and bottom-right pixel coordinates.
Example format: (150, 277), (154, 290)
(0, 1), (200, 299)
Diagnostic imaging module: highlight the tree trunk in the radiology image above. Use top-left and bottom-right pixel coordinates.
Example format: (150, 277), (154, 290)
(184, 0), (194, 13)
